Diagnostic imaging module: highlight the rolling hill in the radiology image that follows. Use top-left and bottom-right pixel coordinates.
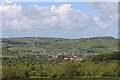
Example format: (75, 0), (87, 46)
(1, 36), (118, 54)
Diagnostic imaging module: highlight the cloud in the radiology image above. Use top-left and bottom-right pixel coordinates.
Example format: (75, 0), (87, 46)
(0, 4), (22, 19)
(1, 3), (110, 30)
(90, 2), (117, 14)
(93, 17), (108, 29)
(90, 2), (118, 26)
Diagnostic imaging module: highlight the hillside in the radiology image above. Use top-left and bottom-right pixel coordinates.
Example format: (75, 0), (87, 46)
(1, 36), (118, 54)
(1, 37), (120, 79)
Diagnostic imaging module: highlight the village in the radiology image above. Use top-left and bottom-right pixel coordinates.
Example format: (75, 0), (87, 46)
(12, 50), (100, 61)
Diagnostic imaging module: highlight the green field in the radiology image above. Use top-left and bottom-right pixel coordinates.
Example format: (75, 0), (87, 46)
(2, 37), (118, 53)
(8, 47), (45, 52)
(1, 37), (120, 79)
(1, 54), (18, 58)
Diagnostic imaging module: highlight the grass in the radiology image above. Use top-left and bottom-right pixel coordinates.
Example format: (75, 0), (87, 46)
(2, 37), (118, 53)
(1, 54), (18, 58)
(8, 47), (45, 52)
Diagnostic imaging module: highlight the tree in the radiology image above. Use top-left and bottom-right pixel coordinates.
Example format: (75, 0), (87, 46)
(59, 61), (78, 78)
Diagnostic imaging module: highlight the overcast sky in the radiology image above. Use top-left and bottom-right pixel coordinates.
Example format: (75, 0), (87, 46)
(0, 2), (118, 39)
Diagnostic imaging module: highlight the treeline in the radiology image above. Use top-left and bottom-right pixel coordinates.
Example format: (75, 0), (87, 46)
(2, 60), (119, 78)
(2, 55), (53, 65)
(2, 52), (120, 79)
(81, 52), (119, 63)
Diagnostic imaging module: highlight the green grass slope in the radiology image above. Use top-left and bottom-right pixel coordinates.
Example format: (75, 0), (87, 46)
(1, 36), (118, 53)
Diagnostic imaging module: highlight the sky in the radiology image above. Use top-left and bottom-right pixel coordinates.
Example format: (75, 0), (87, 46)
(0, 2), (118, 39)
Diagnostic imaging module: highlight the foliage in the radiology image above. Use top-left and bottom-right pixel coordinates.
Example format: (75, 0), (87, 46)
(81, 52), (119, 63)
(2, 54), (119, 78)
(1, 37), (119, 79)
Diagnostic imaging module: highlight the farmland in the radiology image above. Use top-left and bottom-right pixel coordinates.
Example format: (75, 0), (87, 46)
(2, 36), (118, 53)
(1, 37), (120, 79)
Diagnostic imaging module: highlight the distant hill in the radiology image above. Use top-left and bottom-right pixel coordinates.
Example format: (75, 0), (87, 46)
(1, 36), (118, 54)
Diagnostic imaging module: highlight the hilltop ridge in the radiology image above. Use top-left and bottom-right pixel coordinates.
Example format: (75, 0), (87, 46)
(1, 36), (118, 54)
